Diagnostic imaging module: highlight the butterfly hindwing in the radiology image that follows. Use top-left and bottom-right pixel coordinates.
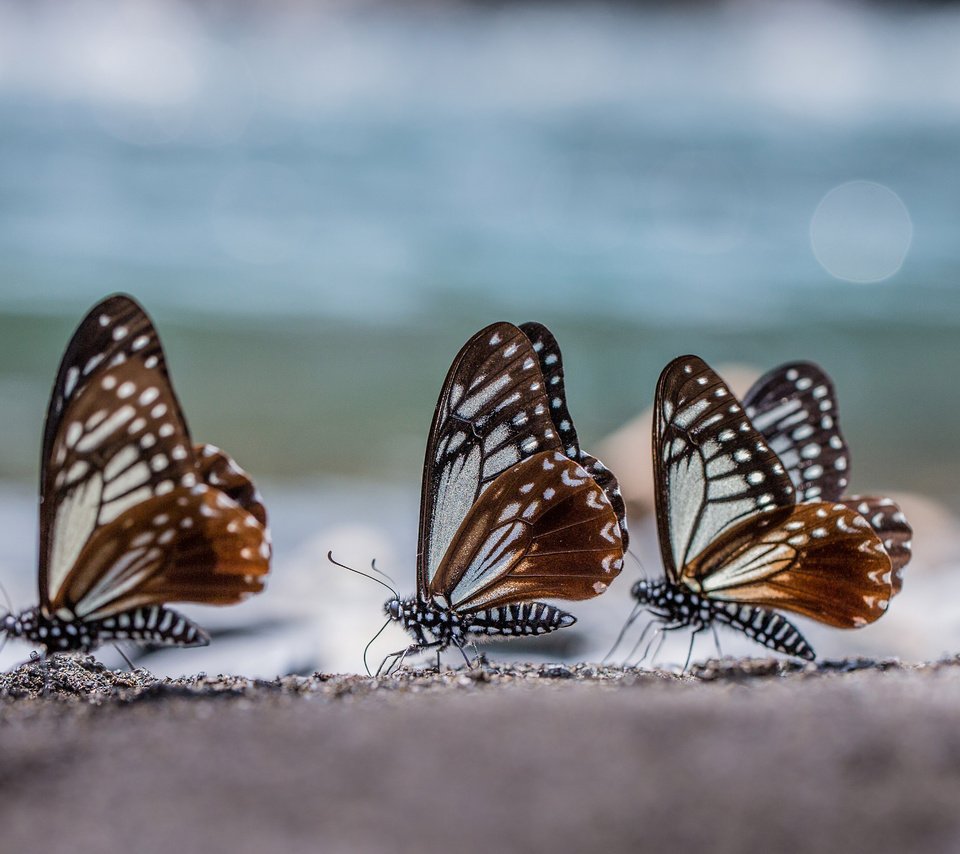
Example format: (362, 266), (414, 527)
(687, 501), (893, 628)
(841, 496), (911, 594)
(194, 443), (268, 527)
(654, 356), (795, 583)
(427, 450), (623, 611)
(743, 361), (849, 502)
(56, 484), (269, 621)
(417, 323), (567, 597)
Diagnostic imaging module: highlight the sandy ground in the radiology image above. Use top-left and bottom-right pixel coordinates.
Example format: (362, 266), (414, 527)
(3, 656), (960, 854)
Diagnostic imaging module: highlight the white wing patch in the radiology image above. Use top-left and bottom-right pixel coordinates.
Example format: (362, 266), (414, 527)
(47, 473), (104, 608)
(76, 546), (163, 619)
(699, 541), (795, 593)
(449, 521), (526, 606)
(667, 451), (705, 570)
(426, 444), (482, 585)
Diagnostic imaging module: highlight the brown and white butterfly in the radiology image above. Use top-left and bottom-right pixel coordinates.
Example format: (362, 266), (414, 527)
(0, 294), (271, 655)
(374, 321), (626, 672)
(631, 355), (910, 663)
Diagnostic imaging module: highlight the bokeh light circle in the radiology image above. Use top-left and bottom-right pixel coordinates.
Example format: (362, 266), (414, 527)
(810, 180), (912, 283)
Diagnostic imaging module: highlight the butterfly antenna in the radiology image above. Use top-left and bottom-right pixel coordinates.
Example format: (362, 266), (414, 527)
(369, 559), (399, 592)
(602, 601), (643, 664)
(363, 617), (392, 677)
(626, 547), (649, 580)
(327, 552), (398, 598)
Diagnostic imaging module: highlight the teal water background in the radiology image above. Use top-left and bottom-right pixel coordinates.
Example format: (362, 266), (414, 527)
(0, 0), (958, 507)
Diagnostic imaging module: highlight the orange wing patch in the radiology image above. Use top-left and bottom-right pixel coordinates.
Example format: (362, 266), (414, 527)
(51, 484), (270, 621)
(684, 502), (893, 628)
(840, 495), (911, 596)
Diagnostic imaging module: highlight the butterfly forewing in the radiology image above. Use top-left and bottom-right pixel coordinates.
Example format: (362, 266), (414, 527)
(40, 297), (200, 612)
(57, 484), (269, 620)
(743, 362), (849, 502)
(654, 356), (795, 582)
(428, 450), (623, 611)
(688, 501), (894, 627)
(417, 323), (567, 596)
(518, 322), (582, 459)
(841, 496), (911, 594)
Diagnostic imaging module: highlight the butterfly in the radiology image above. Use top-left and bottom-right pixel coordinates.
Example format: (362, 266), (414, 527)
(630, 355), (911, 664)
(373, 321), (627, 672)
(0, 294), (271, 656)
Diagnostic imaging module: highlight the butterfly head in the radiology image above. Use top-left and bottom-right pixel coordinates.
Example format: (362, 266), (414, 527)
(0, 611), (22, 646)
(384, 596), (403, 623)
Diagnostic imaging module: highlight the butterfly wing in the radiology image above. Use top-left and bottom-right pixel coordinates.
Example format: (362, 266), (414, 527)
(427, 450), (623, 611)
(194, 443), (268, 527)
(841, 496), (912, 594)
(686, 502), (894, 628)
(519, 322), (629, 550)
(39, 294), (269, 618)
(743, 362), (849, 502)
(653, 356), (795, 584)
(56, 485), (269, 620)
(416, 323), (568, 597)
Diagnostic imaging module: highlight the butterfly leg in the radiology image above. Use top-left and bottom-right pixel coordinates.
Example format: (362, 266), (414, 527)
(638, 621), (686, 668)
(376, 646), (412, 677)
(377, 641), (443, 677)
(113, 643), (137, 672)
(454, 641), (482, 670)
(711, 623), (723, 659)
(627, 617), (664, 666)
(682, 625), (705, 674)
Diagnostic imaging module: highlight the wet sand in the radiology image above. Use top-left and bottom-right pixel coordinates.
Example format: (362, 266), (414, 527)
(3, 656), (960, 854)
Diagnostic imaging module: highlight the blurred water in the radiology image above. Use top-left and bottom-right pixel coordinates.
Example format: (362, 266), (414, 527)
(0, 1), (958, 671)
(0, 0), (957, 498)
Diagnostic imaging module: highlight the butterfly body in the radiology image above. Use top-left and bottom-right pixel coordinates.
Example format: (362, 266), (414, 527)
(385, 595), (468, 650)
(385, 594), (575, 650)
(376, 321), (625, 671)
(1, 604), (207, 654)
(630, 579), (814, 661)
